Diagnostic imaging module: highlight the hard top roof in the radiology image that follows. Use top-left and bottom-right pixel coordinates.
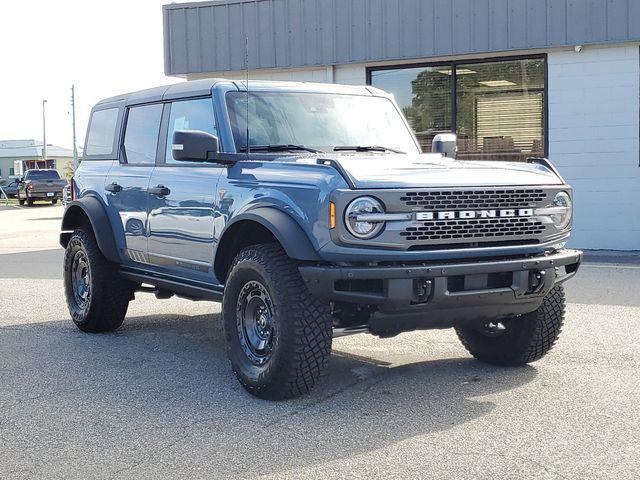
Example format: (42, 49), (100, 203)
(94, 79), (385, 108)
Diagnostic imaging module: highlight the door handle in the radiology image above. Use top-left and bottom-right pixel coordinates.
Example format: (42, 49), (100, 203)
(149, 185), (171, 197)
(105, 182), (122, 193)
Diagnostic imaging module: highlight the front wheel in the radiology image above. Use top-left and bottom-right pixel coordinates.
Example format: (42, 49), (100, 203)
(222, 244), (333, 400)
(455, 285), (565, 366)
(64, 227), (135, 332)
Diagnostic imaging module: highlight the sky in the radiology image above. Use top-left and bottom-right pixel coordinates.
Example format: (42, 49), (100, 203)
(0, 0), (183, 150)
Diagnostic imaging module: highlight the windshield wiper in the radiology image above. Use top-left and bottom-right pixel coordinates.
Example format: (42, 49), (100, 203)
(238, 144), (323, 153)
(333, 145), (405, 154)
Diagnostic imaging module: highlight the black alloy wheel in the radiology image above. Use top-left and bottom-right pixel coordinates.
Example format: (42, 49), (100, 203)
(236, 280), (276, 365)
(70, 250), (92, 310)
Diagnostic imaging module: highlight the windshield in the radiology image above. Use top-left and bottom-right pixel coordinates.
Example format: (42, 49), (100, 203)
(225, 91), (419, 154)
(26, 170), (61, 180)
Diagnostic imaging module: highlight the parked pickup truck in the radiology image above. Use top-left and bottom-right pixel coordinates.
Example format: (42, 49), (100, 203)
(60, 79), (582, 400)
(18, 169), (67, 206)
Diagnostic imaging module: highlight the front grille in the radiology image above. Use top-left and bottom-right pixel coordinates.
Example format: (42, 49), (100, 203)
(334, 186), (561, 251)
(400, 189), (547, 209)
(400, 217), (545, 242)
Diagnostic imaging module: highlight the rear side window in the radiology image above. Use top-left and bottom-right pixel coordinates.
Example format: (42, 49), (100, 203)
(123, 104), (163, 164)
(85, 108), (119, 156)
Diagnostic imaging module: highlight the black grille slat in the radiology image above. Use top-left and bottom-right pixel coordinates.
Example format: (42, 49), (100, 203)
(400, 189), (547, 209)
(400, 217), (545, 242)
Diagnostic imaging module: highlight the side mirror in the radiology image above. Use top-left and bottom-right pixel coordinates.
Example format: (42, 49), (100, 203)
(172, 130), (220, 163)
(432, 133), (457, 158)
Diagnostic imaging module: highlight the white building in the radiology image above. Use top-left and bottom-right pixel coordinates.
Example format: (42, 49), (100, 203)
(163, 0), (640, 250)
(0, 139), (74, 181)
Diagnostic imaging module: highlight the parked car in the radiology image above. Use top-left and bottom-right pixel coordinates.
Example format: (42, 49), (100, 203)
(60, 79), (582, 400)
(17, 169), (67, 206)
(0, 180), (20, 198)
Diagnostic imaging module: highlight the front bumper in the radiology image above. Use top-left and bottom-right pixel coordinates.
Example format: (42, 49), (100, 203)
(299, 248), (582, 333)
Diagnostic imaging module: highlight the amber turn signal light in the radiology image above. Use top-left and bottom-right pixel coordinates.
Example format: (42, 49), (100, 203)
(329, 202), (336, 229)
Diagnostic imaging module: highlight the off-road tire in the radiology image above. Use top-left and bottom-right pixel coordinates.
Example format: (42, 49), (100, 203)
(222, 244), (333, 400)
(18, 199), (25, 206)
(455, 285), (565, 366)
(64, 227), (135, 333)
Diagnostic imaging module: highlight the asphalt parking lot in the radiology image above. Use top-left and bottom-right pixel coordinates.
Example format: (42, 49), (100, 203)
(1, 204), (639, 479)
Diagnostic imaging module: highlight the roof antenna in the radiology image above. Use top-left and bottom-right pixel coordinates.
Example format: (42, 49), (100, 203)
(244, 35), (250, 155)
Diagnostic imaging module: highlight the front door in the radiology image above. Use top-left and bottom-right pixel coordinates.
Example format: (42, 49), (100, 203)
(104, 103), (163, 264)
(146, 97), (222, 283)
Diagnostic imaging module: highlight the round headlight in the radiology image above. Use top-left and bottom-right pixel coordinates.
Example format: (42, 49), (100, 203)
(345, 196), (385, 239)
(551, 191), (573, 230)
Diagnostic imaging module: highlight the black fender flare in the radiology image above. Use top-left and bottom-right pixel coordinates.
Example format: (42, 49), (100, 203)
(215, 207), (321, 278)
(60, 197), (120, 263)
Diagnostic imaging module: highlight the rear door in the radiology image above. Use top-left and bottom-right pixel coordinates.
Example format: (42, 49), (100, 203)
(104, 103), (163, 264)
(146, 97), (223, 283)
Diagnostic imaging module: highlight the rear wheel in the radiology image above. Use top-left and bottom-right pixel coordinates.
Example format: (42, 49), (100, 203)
(64, 227), (135, 333)
(455, 285), (565, 366)
(52, 199), (58, 204)
(222, 244), (333, 400)
(26, 196), (34, 207)
(18, 199), (25, 206)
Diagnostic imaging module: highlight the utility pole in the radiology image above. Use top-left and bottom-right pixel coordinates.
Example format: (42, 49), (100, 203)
(71, 85), (78, 170)
(42, 99), (47, 167)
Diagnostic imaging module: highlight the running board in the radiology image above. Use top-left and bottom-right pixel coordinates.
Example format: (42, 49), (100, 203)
(119, 269), (224, 302)
(333, 325), (370, 337)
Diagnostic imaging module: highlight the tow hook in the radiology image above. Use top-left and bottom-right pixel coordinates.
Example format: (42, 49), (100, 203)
(413, 279), (433, 304)
(528, 270), (546, 294)
(482, 321), (507, 336)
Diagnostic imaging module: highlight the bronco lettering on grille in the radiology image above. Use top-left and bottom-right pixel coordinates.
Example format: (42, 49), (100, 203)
(415, 209), (534, 221)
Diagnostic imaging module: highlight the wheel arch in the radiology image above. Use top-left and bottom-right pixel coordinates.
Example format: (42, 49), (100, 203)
(60, 197), (120, 264)
(214, 207), (320, 282)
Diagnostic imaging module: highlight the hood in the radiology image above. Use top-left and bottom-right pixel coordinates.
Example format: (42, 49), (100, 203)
(316, 153), (564, 189)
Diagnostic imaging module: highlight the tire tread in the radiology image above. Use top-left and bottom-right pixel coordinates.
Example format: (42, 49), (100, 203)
(456, 285), (565, 366)
(223, 244), (332, 400)
(64, 227), (133, 333)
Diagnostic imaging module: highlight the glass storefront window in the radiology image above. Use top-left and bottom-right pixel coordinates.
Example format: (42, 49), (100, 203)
(370, 56), (546, 161)
(456, 58), (545, 161)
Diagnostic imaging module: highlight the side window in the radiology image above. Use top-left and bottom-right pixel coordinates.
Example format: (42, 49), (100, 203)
(85, 107), (119, 156)
(166, 98), (217, 164)
(123, 104), (163, 164)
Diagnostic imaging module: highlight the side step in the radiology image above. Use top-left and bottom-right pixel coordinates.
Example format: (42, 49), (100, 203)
(120, 269), (224, 302)
(333, 325), (369, 337)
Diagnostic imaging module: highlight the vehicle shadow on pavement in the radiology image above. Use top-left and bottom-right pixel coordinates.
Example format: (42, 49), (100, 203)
(0, 313), (537, 478)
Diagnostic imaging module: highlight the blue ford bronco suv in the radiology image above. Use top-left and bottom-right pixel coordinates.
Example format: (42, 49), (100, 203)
(61, 79), (582, 400)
